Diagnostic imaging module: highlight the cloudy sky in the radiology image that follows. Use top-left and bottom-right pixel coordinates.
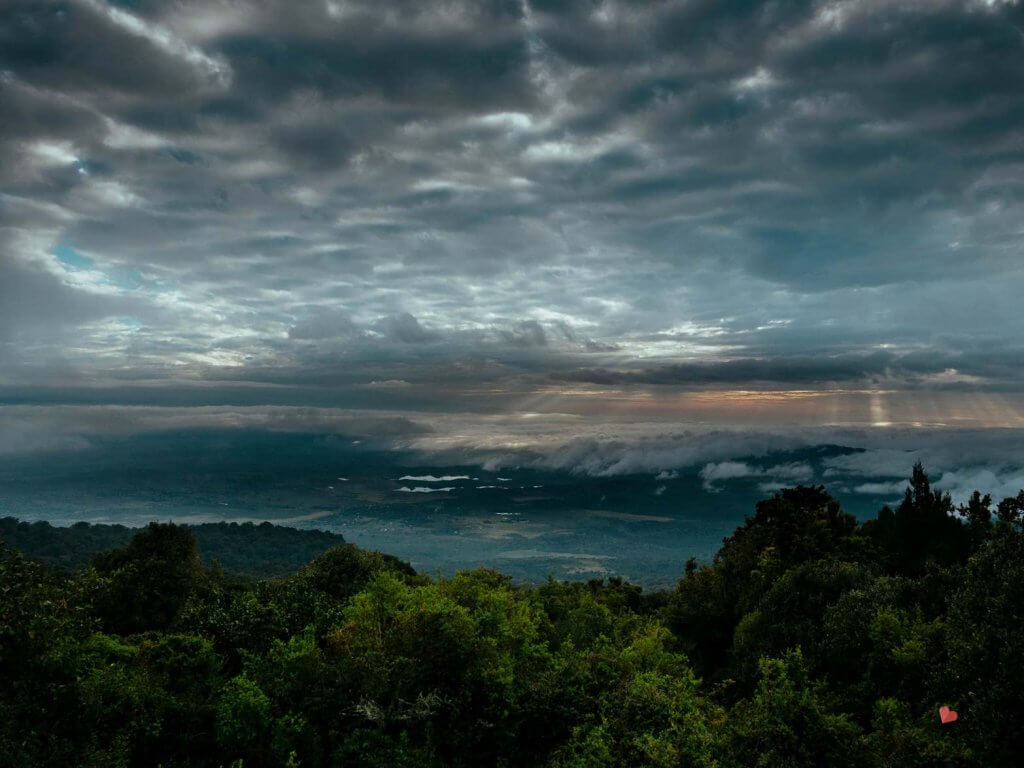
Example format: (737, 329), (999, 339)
(3, 0), (1024, 450)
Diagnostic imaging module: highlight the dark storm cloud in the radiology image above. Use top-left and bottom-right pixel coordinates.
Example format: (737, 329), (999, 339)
(556, 349), (1024, 390)
(375, 313), (441, 344)
(0, 1), (226, 98)
(214, 3), (531, 109)
(2, 0), (1024, 403)
(287, 309), (362, 341)
(0, 251), (114, 337)
(500, 320), (549, 347)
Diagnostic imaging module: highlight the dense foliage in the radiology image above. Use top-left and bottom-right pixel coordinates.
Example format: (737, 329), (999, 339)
(2, 464), (1022, 767)
(0, 517), (347, 576)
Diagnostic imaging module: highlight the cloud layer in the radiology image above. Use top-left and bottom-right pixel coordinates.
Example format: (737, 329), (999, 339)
(2, 0), (1024, 405)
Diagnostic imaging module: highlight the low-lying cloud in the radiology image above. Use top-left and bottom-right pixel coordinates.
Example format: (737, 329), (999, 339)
(3, 403), (1024, 506)
(700, 460), (815, 491)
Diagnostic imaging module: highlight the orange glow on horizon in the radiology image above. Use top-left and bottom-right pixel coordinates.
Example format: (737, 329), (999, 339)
(500, 385), (1024, 429)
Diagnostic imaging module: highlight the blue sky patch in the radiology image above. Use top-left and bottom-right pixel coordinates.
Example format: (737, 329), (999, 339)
(54, 243), (93, 270)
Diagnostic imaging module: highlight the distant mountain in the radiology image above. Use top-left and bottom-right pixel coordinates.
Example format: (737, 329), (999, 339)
(0, 517), (345, 576)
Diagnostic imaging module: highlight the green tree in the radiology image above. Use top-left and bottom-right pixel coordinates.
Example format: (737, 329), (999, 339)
(863, 464), (968, 575)
(945, 520), (1024, 765)
(217, 673), (272, 767)
(92, 522), (204, 634)
(728, 649), (865, 768)
(731, 559), (873, 690)
(819, 575), (946, 721)
(549, 624), (723, 768)
(667, 485), (864, 680)
(860, 697), (973, 768)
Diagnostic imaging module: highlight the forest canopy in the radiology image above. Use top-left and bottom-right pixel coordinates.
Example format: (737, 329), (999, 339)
(0, 517), (347, 576)
(2, 464), (1023, 767)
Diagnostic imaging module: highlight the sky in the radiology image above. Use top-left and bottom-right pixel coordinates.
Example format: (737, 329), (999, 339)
(3, 0), (1024, 490)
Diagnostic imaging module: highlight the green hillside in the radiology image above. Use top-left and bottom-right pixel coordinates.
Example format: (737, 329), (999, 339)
(0, 517), (346, 577)
(2, 464), (1022, 767)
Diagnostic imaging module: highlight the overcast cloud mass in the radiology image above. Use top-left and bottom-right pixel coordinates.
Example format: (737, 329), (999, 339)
(3, 0), (1024, 457)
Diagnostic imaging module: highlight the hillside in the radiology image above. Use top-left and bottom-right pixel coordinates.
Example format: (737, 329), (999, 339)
(0, 517), (346, 577)
(2, 464), (1023, 767)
